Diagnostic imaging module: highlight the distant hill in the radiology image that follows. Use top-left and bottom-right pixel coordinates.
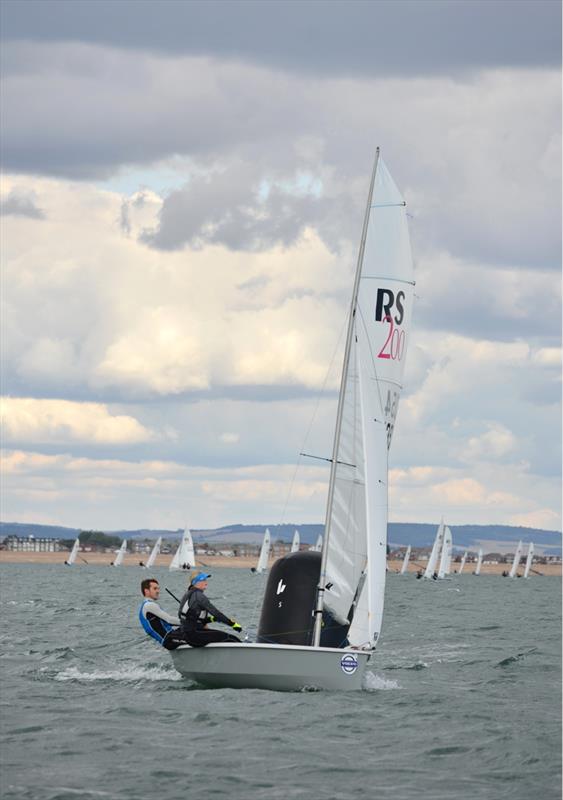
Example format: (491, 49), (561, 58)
(1, 520), (560, 554)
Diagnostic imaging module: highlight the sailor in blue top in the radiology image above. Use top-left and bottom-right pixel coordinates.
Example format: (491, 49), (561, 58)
(139, 578), (181, 648)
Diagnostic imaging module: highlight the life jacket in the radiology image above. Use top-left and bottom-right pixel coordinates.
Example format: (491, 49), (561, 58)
(179, 588), (209, 629)
(139, 599), (174, 645)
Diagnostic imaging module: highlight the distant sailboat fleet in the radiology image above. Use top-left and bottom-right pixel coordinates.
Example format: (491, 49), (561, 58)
(61, 523), (539, 578)
(389, 521), (539, 579)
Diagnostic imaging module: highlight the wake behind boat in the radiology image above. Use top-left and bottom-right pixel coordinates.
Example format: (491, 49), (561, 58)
(170, 149), (415, 690)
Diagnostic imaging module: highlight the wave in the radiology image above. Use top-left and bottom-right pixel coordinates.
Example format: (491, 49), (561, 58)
(54, 664), (182, 682)
(363, 671), (400, 690)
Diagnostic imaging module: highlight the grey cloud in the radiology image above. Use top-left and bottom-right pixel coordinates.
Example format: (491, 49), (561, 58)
(141, 165), (356, 252)
(1, 0), (560, 77)
(0, 188), (45, 219)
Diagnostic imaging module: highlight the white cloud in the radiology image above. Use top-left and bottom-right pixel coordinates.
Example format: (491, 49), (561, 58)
(461, 423), (517, 461)
(1, 398), (155, 445)
(0, 40), (560, 531)
(0, 449), (328, 529)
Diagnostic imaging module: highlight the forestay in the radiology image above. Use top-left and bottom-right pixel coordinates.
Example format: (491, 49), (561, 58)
(322, 155), (415, 649)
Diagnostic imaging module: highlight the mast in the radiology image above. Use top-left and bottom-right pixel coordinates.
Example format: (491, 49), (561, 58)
(312, 148), (380, 647)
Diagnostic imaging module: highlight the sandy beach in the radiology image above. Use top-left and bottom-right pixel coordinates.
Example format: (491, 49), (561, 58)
(0, 551), (560, 576)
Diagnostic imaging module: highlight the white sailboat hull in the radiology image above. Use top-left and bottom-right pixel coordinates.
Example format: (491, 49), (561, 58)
(170, 642), (371, 691)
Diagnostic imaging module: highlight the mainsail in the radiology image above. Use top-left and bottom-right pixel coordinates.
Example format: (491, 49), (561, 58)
(310, 534), (322, 553)
(508, 540), (524, 578)
(66, 537), (80, 565)
(400, 545), (411, 575)
(474, 548), (483, 575)
(113, 539), (127, 567)
(255, 529), (271, 574)
(317, 152), (415, 649)
(523, 542), (534, 579)
(290, 530), (300, 553)
(424, 521), (445, 578)
(145, 536), (162, 569)
(170, 528), (195, 571)
(437, 526), (453, 579)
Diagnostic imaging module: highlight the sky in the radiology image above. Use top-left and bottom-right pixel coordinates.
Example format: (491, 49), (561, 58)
(0, 0), (561, 533)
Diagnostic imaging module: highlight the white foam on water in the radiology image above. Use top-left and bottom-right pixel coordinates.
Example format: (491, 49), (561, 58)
(363, 671), (400, 691)
(54, 664), (182, 682)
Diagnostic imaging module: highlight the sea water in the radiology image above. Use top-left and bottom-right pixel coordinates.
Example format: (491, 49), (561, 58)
(0, 564), (560, 800)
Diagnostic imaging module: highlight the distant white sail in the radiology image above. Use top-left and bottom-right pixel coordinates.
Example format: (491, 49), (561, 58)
(170, 528), (195, 571)
(290, 530), (300, 553)
(437, 527), (453, 579)
(145, 536), (162, 569)
(255, 529), (271, 573)
(458, 550), (467, 574)
(400, 545), (411, 575)
(508, 540), (524, 579)
(424, 520), (444, 578)
(112, 539), (127, 567)
(474, 548), (483, 576)
(310, 534), (323, 553)
(66, 537), (80, 565)
(523, 542), (534, 579)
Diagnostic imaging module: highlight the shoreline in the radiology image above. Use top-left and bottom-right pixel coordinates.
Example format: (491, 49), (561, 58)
(0, 551), (560, 576)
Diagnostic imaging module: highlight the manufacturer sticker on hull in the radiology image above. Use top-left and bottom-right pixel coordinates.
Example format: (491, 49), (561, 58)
(340, 654), (359, 675)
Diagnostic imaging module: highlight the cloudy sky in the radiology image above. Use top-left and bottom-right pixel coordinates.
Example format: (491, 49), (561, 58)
(1, 0), (561, 533)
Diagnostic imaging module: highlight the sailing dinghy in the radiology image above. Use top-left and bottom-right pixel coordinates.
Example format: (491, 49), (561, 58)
(423, 521), (445, 579)
(458, 550), (467, 574)
(170, 149), (415, 690)
(508, 540), (524, 578)
(290, 530), (300, 553)
(523, 542), (534, 579)
(310, 534), (323, 552)
(169, 528), (195, 571)
(400, 545), (411, 575)
(253, 529), (271, 573)
(437, 526), (453, 579)
(65, 537), (80, 565)
(474, 548), (483, 576)
(144, 536), (162, 569)
(112, 539), (127, 566)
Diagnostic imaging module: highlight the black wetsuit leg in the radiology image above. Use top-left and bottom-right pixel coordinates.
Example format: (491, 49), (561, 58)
(181, 629), (240, 647)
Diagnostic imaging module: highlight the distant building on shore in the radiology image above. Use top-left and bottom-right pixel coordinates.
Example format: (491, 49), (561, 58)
(3, 535), (61, 552)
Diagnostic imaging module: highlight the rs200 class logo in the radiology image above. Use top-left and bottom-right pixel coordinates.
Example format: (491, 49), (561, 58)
(340, 654), (359, 675)
(375, 287), (407, 361)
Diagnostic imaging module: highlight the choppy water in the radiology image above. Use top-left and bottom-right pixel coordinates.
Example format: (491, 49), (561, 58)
(1, 564), (561, 800)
